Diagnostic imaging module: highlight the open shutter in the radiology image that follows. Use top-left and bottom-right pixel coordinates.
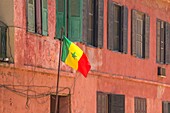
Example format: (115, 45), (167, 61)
(165, 22), (170, 64)
(97, 92), (108, 113)
(68, 0), (82, 42)
(163, 102), (168, 113)
(42, 0), (48, 35)
(96, 0), (104, 48)
(27, 0), (35, 32)
(121, 6), (128, 53)
(144, 14), (150, 58)
(131, 10), (137, 56)
(36, 0), (42, 34)
(56, 0), (66, 39)
(107, 0), (114, 50)
(109, 94), (125, 113)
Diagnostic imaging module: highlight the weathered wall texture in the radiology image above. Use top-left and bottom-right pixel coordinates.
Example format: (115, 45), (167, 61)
(1, 0), (170, 113)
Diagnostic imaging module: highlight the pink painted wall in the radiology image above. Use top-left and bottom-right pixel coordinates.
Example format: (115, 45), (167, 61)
(1, 0), (170, 113)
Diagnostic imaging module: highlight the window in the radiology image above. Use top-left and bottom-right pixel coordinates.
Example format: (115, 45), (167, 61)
(56, 0), (82, 41)
(56, 0), (104, 48)
(50, 95), (70, 113)
(27, 0), (48, 35)
(131, 10), (150, 58)
(134, 97), (147, 113)
(108, 2), (128, 53)
(0, 21), (7, 60)
(86, 0), (104, 47)
(162, 101), (170, 113)
(97, 92), (125, 113)
(156, 19), (170, 64)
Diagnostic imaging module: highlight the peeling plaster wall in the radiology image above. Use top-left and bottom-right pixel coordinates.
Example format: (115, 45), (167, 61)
(1, 0), (170, 113)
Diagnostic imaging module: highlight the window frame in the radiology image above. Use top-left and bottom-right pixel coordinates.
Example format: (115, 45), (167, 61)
(27, 0), (48, 36)
(107, 1), (128, 53)
(131, 9), (150, 59)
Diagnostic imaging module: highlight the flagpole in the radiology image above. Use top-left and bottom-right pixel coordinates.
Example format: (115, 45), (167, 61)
(55, 28), (64, 113)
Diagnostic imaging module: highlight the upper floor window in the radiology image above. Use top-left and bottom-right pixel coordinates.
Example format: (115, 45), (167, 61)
(134, 97), (147, 113)
(0, 21), (7, 60)
(107, 1), (128, 53)
(131, 10), (150, 58)
(56, 0), (104, 48)
(27, 0), (48, 36)
(156, 19), (170, 64)
(97, 92), (125, 113)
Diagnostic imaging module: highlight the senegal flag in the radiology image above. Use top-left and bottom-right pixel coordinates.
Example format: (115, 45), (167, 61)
(61, 36), (91, 77)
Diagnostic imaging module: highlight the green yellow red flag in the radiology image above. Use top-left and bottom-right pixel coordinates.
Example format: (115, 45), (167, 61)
(61, 36), (91, 77)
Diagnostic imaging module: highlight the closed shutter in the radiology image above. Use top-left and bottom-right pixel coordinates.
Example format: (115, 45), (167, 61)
(107, 0), (114, 50)
(156, 20), (161, 62)
(135, 97), (146, 113)
(27, 0), (35, 32)
(160, 21), (165, 63)
(56, 0), (66, 39)
(50, 95), (70, 113)
(68, 0), (82, 42)
(50, 95), (56, 113)
(108, 94), (125, 113)
(96, 0), (104, 48)
(36, 0), (42, 34)
(42, 0), (48, 36)
(162, 101), (168, 113)
(58, 96), (70, 113)
(97, 92), (108, 113)
(121, 6), (128, 53)
(144, 14), (150, 58)
(131, 10), (137, 56)
(165, 22), (170, 64)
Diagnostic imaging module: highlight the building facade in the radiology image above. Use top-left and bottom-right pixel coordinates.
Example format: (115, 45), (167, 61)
(1, 0), (170, 113)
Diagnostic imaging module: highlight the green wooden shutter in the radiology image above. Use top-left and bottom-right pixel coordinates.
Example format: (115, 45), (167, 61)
(56, 0), (66, 39)
(42, 0), (48, 36)
(96, 0), (104, 48)
(165, 22), (170, 64)
(68, 0), (82, 42)
(107, 0), (114, 50)
(121, 6), (128, 54)
(144, 14), (150, 58)
(109, 94), (125, 113)
(131, 10), (137, 56)
(27, 0), (35, 32)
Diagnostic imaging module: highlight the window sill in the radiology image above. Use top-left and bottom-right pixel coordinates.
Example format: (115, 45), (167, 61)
(27, 31), (48, 37)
